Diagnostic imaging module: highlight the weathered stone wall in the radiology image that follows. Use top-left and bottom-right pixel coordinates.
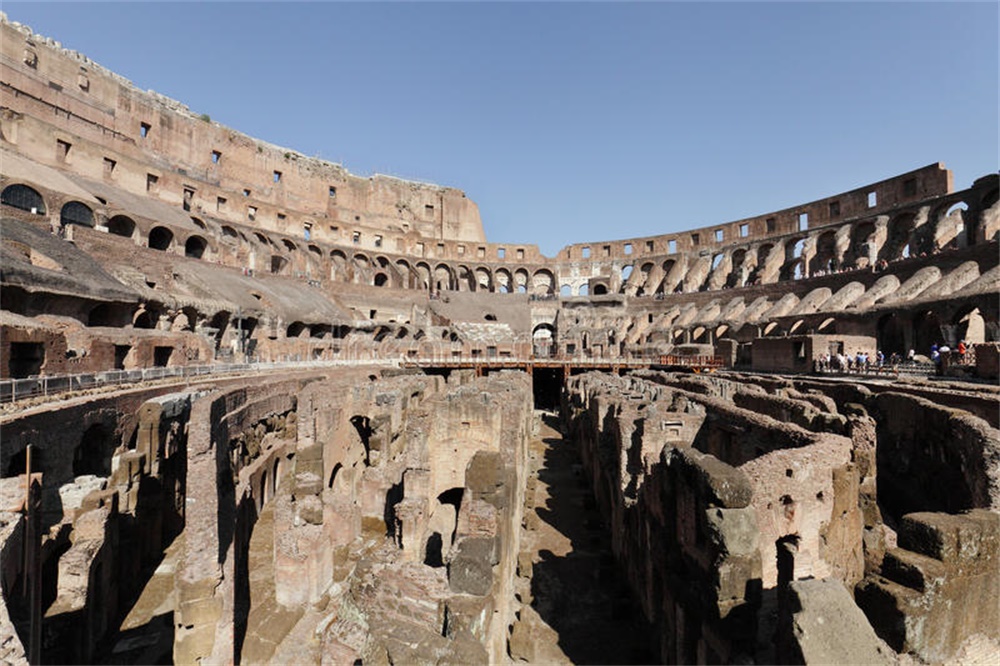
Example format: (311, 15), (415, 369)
(564, 371), (881, 662)
(857, 510), (999, 662)
(871, 392), (1000, 522)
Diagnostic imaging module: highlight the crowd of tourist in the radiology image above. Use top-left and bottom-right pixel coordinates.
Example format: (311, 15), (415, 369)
(815, 340), (975, 376)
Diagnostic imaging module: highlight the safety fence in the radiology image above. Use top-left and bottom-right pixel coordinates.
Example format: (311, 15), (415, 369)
(0, 358), (398, 405)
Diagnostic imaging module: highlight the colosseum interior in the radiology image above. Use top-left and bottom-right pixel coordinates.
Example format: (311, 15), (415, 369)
(1, 14), (998, 666)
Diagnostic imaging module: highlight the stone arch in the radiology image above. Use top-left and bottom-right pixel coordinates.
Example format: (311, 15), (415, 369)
(810, 230), (838, 274)
(532, 323), (556, 357)
(780, 257), (806, 281)
(560, 284), (573, 297)
(221, 225), (239, 239)
(107, 215), (136, 238)
(286, 321), (307, 338)
(657, 259), (678, 293)
(513, 268), (529, 294)
(270, 255), (290, 275)
(282, 238), (298, 253)
(532, 268), (555, 295)
(849, 221), (876, 268)
(1, 183), (46, 214)
(881, 212), (917, 261)
(185, 234), (208, 259)
(148, 226), (174, 251)
(415, 262), (432, 290)
(495, 268), (512, 293)
(433, 263), (454, 292)
(474, 266), (492, 292)
(726, 250), (748, 288)
(60, 201), (94, 228)
(954, 305), (986, 344)
(457, 265), (476, 292)
(395, 259), (414, 289)
(634, 262), (654, 295)
(374, 272), (388, 287)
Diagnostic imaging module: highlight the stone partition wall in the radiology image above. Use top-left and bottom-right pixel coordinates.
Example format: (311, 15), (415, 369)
(564, 371), (884, 662)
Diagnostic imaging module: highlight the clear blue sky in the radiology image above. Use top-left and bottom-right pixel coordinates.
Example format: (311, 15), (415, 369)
(5, 2), (998, 256)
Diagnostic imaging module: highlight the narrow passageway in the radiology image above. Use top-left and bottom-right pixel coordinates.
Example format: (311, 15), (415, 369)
(512, 410), (653, 664)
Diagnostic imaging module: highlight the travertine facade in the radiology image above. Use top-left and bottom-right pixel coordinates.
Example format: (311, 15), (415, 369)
(1, 13), (998, 665)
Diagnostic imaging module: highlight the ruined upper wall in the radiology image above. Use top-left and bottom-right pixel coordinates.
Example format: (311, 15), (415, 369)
(0, 16), (487, 248)
(555, 163), (952, 261)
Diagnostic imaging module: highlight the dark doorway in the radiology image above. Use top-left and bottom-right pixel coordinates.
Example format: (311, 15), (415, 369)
(114, 345), (131, 370)
(153, 346), (173, 367)
(532, 367), (564, 410)
(8, 342), (44, 378)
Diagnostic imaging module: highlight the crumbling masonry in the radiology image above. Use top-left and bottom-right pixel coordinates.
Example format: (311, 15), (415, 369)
(1, 14), (998, 665)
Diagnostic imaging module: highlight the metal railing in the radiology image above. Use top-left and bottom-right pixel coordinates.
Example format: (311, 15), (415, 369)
(0, 358), (398, 405)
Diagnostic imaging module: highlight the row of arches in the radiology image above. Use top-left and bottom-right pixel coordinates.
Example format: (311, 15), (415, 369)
(4, 178), (996, 298)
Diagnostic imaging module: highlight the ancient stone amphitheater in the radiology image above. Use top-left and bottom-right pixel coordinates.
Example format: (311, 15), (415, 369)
(1, 15), (998, 666)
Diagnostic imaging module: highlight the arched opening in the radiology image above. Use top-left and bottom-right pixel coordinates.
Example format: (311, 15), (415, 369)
(434, 264), (453, 292)
(877, 313), (907, 356)
(955, 307), (986, 344)
(74, 423), (113, 477)
(185, 235), (207, 259)
(60, 201), (94, 228)
(286, 321), (307, 338)
(221, 225), (239, 239)
(373, 273), (388, 287)
(849, 222), (876, 268)
(881, 213), (917, 261)
(107, 215), (136, 238)
(592, 284), (608, 295)
(133, 308), (157, 329)
(913, 310), (942, 356)
(1, 184), (46, 214)
(622, 264), (634, 281)
(532, 323), (556, 358)
(810, 230), (837, 275)
(190, 216), (207, 230)
(270, 255), (289, 275)
(282, 239), (297, 252)
(560, 284), (572, 297)
(148, 226), (174, 251)
(578, 284), (590, 296)
(532, 269), (555, 295)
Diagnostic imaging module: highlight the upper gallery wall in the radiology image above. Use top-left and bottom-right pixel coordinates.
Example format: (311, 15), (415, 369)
(0, 16), (993, 279)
